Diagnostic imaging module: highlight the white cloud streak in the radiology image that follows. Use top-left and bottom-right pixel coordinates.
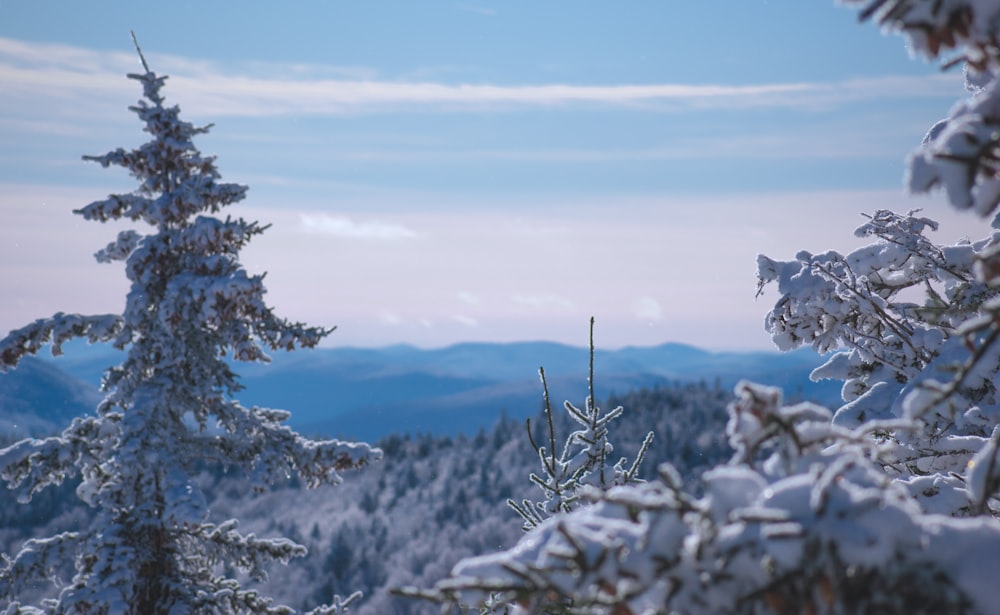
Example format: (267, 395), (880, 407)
(456, 3), (497, 17)
(457, 291), (481, 306)
(0, 36), (963, 123)
(299, 214), (417, 240)
(634, 297), (663, 322)
(379, 310), (403, 326)
(308, 129), (915, 164)
(512, 294), (577, 312)
(452, 314), (479, 327)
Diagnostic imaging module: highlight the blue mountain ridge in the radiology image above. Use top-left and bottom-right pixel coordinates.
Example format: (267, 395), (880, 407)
(0, 356), (103, 439)
(8, 340), (841, 441)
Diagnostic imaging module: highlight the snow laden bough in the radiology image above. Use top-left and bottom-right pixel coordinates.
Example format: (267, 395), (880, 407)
(756, 209), (1000, 511)
(0, 41), (379, 615)
(418, 380), (1000, 614)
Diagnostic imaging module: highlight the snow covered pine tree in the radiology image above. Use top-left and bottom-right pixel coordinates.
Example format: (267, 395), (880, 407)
(417, 2), (1000, 614)
(0, 42), (379, 615)
(506, 318), (653, 534)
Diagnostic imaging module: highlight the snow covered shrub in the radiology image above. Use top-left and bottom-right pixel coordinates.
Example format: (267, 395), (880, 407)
(415, 3), (1000, 613)
(0, 41), (379, 615)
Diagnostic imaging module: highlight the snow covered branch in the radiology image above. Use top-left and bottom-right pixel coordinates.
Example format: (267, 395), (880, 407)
(507, 319), (653, 531)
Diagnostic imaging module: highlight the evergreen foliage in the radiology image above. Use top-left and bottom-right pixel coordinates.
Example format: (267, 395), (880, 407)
(508, 318), (654, 531)
(0, 43), (379, 614)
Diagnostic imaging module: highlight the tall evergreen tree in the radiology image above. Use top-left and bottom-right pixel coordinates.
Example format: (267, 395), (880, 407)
(0, 42), (379, 614)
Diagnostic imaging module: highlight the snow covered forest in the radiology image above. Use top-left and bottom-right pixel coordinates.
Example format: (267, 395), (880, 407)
(7, 1), (1000, 613)
(0, 383), (731, 614)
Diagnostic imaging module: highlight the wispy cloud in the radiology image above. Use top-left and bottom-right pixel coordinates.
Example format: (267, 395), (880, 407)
(513, 294), (577, 312)
(309, 129), (914, 164)
(0, 36), (964, 123)
(121, 74), (969, 117)
(299, 214), (417, 239)
(456, 3), (497, 17)
(452, 314), (479, 327)
(633, 297), (663, 322)
(457, 291), (481, 306)
(379, 310), (403, 326)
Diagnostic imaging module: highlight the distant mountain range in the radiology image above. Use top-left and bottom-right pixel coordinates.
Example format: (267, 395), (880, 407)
(0, 356), (102, 439)
(0, 340), (841, 442)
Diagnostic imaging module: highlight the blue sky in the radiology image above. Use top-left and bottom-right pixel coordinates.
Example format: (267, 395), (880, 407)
(0, 1), (989, 350)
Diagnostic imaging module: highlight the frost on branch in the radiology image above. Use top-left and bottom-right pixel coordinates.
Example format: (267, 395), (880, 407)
(507, 318), (653, 531)
(757, 209), (994, 424)
(0, 54), (379, 615)
(757, 208), (1000, 514)
(0, 313), (124, 369)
